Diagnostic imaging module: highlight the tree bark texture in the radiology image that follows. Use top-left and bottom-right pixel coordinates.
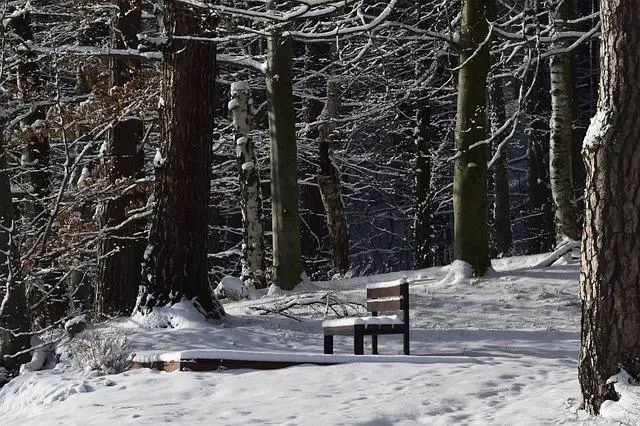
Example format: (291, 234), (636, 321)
(266, 31), (303, 290)
(317, 80), (349, 275)
(549, 0), (580, 242)
(0, 114), (31, 372)
(413, 97), (434, 269)
(96, 0), (146, 316)
(110, 0), (142, 87)
(579, 0), (640, 414)
(453, 0), (490, 275)
(137, 2), (224, 318)
(228, 81), (266, 289)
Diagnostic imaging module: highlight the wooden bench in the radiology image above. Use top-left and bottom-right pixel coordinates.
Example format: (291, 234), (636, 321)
(322, 279), (410, 355)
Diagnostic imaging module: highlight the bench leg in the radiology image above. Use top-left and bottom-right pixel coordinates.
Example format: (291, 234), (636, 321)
(403, 329), (410, 355)
(324, 334), (334, 354)
(372, 334), (378, 355)
(354, 331), (364, 355)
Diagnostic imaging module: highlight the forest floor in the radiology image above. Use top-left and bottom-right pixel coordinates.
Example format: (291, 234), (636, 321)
(1, 253), (638, 425)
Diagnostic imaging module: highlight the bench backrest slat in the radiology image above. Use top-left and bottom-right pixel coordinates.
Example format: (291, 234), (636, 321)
(368, 298), (404, 312)
(367, 285), (403, 299)
(366, 280), (408, 316)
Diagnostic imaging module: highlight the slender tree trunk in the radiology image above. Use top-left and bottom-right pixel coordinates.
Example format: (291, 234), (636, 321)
(300, 42), (331, 267)
(96, 0), (145, 316)
(453, 0), (491, 275)
(0, 112), (31, 373)
(136, 2), (224, 318)
(228, 81), (266, 290)
(9, 9), (65, 327)
(487, 76), (512, 258)
(549, 0), (580, 242)
(266, 31), (303, 290)
(579, 0), (640, 414)
(317, 80), (349, 275)
(413, 0), (435, 269)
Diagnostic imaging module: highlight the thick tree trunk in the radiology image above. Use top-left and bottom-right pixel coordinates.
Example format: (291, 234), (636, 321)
(317, 80), (349, 275)
(266, 31), (303, 290)
(549, 0), (580, 242)
(579, 0), (640, 414)
(0, 112), (31, 373)
(228, 81), (266, 290)
(453, 0), (490, 275)
(96, 0), (145, 316)
(136, 2), (224, 318)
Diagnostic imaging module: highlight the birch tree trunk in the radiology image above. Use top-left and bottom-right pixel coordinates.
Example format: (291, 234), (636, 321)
(266, 30), (303, 290)
(136, 1), (224, 318)
(579, 0), (640, 414)
(317, 80), (349, 275)
(453, 0), (490, 275)
(96, 0), (145, 316)
(228, 81), (266, 290)
(0, 110), (31, 373)
(549, 0), (580, 242)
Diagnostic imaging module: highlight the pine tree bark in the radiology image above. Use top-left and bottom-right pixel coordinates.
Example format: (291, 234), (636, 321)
(266, 31), (303, 290)
(0, 110), (31, 372)
(96, 0), (145, 316)
(317, 80), (349, 275)
(549, 0), (580, 242)
(136, 2), (224, 318)
(228, 81), (266, 290)
(453, 0), (490, 275)
(579, 0), (640, 414)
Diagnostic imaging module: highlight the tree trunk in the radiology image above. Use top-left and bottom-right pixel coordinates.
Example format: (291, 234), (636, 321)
(579, 0), (640, 414)
(136, 1), (224, 318)
(317, 80), (349, 275)
(549, 0), (580, 242)
(266, 31), (303, 290)
(413, 0), (435, 269)
(229, 81), (266, 290)
(0, 111), (31, 373)
(453, 0), (490, 276)
(300, 42), (331, 268)
(413, 96), (434, 269)
(488, 75), (512, 258)
(96, 0), (145, 316)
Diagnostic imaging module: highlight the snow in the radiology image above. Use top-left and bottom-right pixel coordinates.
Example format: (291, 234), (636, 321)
(583, 110), (610, 149)
(322, 314), (403, 327)
(0, 254), (634, 425)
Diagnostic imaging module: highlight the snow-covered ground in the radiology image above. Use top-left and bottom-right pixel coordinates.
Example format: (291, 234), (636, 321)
(1, 253), (639, 425)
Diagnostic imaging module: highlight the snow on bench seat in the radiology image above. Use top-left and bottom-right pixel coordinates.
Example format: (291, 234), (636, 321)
(322, 315), (403, 328)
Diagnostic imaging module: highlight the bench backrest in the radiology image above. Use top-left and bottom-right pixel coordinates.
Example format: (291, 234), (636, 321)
(366, 279), (409, 323)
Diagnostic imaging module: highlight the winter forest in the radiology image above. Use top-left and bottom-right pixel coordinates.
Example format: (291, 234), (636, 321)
(1, 0), (640, 423)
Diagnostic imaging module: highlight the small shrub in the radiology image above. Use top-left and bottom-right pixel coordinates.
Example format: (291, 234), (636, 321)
(68, 332), (132, 375)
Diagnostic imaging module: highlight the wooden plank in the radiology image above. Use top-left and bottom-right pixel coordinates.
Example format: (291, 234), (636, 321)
(368, 299), (404, 312)
(323, 325), (356, 335)
(367, 285), (403, 299)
